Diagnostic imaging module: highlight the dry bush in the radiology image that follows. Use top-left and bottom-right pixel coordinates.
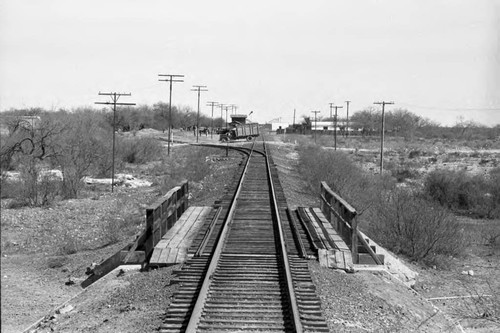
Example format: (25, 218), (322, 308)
(371, 189), (464, 262)
(56, 230), (80, 255)
(46, 256), (68, 269)
(385, 161), (418, 183)
(480, 224), (500, 253)
(117, 136), (163, 164)
(458, 280), (500, 325)
(296, 141), (465, 265)
(296, 142), (394, 221)
(5, 159), (63, 207)
(100, 196), (144, 246)
(153, 147), (213, 195)
(424, 169), (499, 218)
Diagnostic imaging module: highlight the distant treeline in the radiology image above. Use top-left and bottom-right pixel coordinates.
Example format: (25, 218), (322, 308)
(1, 105), (499, 141)
(0, 103), (224, 133)
(298, 107), (500, 140)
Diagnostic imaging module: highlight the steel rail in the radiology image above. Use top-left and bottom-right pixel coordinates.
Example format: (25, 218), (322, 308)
(194, 206), (223, 257)
(184, 141), (256, 333)
(263, 142), (303, 333)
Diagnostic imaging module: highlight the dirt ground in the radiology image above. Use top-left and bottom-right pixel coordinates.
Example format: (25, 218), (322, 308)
(2, 130), (499, 332)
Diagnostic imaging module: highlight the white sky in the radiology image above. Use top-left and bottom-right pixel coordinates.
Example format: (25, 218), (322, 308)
(1, 0), (499, 126)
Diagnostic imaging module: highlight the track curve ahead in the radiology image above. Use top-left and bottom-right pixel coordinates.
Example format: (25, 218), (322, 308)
(160, 139), (328, 333)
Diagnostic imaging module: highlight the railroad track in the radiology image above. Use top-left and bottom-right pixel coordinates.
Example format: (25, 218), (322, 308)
(160, 139), (328, 332)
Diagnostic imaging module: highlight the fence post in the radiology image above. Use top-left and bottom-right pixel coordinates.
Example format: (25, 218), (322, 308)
(351, 216), (358, 264)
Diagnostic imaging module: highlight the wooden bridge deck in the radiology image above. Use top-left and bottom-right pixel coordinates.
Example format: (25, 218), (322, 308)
(149, 206), (212, 266)
(298, 207), (354, 270)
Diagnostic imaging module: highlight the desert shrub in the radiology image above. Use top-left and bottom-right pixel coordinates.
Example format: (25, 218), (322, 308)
(46, 256), (67, 269)
(391, 165), (417, 183)
(117, 136), (163, 164)
(459, 280), (500, 325)
(101, 217), (126, 244)
(9, 158), (63, 207)
(371, 188), (464, 262)
(408, 150), (421, 159)
(0, 178), (21, 199)
(100, 196), (143, 246)
(385, 160), (418, 183)
(57, 232), (80, 255)
(152, 146), (217, 196)
(296, 141), (464, 265)
(489, 167), (500, 218)
(424, 169), (499, 218)
(54, 112), (110, 199)
(296, 142), (395, 222)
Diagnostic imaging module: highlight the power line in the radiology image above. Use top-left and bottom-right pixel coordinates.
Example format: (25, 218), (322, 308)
(191, 85), (208, 143)
(158, 74), (184, 155)
(374, 101), (394, 175)
(95, 92), (135, 193)
(399, 103), (500, 112)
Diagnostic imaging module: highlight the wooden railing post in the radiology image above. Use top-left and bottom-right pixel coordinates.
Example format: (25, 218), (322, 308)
(351, 216), (358, 264)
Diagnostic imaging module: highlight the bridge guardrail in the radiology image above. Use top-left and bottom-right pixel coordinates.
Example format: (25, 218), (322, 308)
(320, 181), (383, 265)
(319, 181), (359, 263)
(145, 180), (189, 256)
(81, 181), (189, 288)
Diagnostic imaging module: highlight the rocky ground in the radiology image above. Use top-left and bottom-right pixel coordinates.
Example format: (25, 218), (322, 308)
(1, 130), (499, 332)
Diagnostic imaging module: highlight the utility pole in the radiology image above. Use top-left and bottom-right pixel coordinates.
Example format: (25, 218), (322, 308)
(158, 74), (184, 155)
(95, 92), (135, 193)
(374, 101), (394, 174)
(333, 105), (343, 150)
(191, 85), (208, 143)
(225, 105), (230, 127)
(345, 100), (351, 137)
(225, 106), (230, 156)
(219, 103), (225, 128)
(293, 109), (296, 126)
(229, 104), (236, 115)
(311, 111), (320, 144)
(329, 102), (335, 137)
(207, 101), (218, 139)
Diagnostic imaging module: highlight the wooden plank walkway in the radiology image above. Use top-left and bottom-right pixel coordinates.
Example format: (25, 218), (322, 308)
(302, 207), (353, 271)
(149, 206), (212, 266)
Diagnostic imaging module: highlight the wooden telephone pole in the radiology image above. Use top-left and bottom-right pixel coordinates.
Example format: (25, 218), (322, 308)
(374, 101), (394, 174)
(191, 85), (208, 143)
(158, 74), (184, 155)
(311, 110), (320, 144)
(95, 92), (135, 192)
(206, 101), (218, 139)
(345, 100), (351, 137)
(329, 104), (343, 150)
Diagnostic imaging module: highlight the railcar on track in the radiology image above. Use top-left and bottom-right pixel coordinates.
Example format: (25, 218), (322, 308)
(219, 121), (260, 142)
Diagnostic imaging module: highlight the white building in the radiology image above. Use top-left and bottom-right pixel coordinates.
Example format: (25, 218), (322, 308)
(266, 118), (290, 131)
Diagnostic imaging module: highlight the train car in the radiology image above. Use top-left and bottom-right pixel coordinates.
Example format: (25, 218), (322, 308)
(219, 122), (260, 142)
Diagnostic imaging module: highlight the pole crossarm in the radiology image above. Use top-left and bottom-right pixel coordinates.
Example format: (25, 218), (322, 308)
(158, 74), (184, 82)
(95, 102), (136, 106)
